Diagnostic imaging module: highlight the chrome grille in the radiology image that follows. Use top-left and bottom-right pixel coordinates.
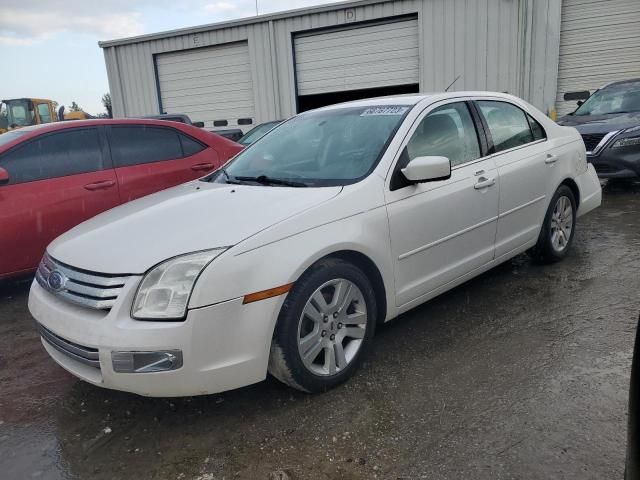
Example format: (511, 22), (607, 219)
(35, 254), (130, 310)
(37, 323), (100, 369)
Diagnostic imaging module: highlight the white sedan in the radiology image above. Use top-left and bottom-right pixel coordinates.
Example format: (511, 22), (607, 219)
(29, 92), (601, 396)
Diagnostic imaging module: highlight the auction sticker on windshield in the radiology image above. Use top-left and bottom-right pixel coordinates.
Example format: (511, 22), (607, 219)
(361, 106), (410, 116)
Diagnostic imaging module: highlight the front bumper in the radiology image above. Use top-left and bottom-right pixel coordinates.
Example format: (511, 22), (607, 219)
(28, 279), (284, 397)
(588, 144), (640, 179)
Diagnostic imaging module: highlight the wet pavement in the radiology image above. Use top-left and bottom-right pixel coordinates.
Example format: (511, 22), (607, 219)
(1, 182), (639, 480)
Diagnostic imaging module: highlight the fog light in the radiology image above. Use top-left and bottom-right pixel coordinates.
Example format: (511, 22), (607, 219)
(111, 350), (183, 373)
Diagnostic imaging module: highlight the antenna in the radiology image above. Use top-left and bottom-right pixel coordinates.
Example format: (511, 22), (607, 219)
(255, 0), (259, 15)
(445, 75), (462, 92)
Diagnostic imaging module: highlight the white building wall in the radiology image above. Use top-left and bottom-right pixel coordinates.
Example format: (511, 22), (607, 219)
(101, 0), (561, 121)
(555, 0), (640, 116)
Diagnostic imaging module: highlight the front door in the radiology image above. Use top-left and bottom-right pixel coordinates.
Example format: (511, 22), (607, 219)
(0, 127), (120, 276)
(385, 101), (499, 309)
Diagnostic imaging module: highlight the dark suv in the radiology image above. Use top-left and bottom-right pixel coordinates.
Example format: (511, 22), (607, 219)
(557, 79), (640, 180)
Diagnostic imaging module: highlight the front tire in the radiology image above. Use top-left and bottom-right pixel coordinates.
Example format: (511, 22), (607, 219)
(268, 258), (376, 393)
(529, 185), (577, 263)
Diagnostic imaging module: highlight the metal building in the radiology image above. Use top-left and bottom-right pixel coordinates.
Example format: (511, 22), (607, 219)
(555, 0), (640, 116)
(98, 0), (638, 131)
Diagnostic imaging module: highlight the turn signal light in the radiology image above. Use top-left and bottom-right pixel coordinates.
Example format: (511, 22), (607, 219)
(243, 283), (294, 304)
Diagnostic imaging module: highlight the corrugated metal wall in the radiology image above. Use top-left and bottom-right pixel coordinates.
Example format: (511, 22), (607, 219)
(101, 0), (560, 122)
(556, 0), (640, 116)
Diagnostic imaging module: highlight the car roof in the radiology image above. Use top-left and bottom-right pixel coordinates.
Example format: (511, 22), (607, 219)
(315, 91), (520, 111)
(599, 78), (640, 89)
(12, 118), (192, 135)
(0, 118), (241, 152)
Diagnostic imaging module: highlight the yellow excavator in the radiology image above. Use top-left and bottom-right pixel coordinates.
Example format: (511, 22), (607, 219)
(0, 98), (93, 134)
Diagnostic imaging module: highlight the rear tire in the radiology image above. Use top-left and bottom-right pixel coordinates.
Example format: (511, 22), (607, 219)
(529, 185), (577, 263)
(268, 258), (376, 393)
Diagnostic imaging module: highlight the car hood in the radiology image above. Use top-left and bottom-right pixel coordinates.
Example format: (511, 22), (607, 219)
(557, 111), (640, 134)
(48, 181), (342, 274)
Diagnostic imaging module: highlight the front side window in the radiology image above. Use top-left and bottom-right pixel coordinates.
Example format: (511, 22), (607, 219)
(406, 102), (481, 167)
(0, 128), (103, 184)
(478, 101), (535, 153)
(6, 100), (35, 127)
(215, 105), (410, 187)
(110, 126), (183, 167)
(36, 103), (52, 123)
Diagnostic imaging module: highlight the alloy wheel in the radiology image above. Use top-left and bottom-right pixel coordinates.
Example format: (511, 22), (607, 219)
(297, 278), (367, 376)
(550, 195), (574, 252)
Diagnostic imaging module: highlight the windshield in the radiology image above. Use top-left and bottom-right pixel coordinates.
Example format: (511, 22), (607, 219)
(238, 121), (282, 146)
(6, 99), (36, 127)
(574, 81), (640, 116)
(215, 105), (411, 187)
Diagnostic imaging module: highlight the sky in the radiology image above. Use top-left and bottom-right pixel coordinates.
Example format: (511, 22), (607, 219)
(1, 0), (341, 115)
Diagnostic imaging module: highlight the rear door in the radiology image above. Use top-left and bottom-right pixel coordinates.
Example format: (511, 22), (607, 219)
(0, 127), (119, 276)
(474, 100), (552, 259)
(107, 125), (219, 202)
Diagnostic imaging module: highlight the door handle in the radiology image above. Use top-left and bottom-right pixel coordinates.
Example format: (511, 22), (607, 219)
(191, 163), (214, 171)
(545, 154), (558, 164)
(474, 177), (495, 190)
(84, 180), (116, 191)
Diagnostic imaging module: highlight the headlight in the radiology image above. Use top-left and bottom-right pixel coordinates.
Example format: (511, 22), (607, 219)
(612, 136), (640, 148)
(132, 249), (226, 320)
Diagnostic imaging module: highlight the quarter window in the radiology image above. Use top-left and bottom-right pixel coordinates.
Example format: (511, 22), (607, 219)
(110, 126), (183, 167)
(477, 101), (536, 152)
(179, 134), (206, 157)
(0, 128), (104, 184)
(406, 102), (481, 167)
(527, 113), (546, 141)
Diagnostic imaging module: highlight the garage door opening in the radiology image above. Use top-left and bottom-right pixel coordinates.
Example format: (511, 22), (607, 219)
(297, 83), (420, 112)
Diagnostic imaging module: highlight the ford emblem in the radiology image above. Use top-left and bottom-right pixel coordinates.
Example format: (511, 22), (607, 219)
(48, 270), (66, 292)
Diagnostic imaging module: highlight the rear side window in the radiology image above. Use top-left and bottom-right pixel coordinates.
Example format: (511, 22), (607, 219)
(0, 128), (103, 184)
(179, 134), (206, 156)
(110, 126), (183, 167)
(477, 101), (535, 153)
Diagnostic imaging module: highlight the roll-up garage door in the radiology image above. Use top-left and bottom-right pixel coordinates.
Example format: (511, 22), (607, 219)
(556, 0), (640, 116)
(156, 42), (255, 130)
(294, 18), (419, 97)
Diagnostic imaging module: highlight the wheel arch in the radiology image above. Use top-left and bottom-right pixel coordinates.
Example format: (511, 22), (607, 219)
(303, 250), (388, 326)
(559, 177), (580, 206)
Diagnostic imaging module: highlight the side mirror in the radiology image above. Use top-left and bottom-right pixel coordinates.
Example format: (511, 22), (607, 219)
(192, 121), (205, 128)
(0, 167), (9, 185)
(563, 91), (590, 102)
(401, 156), (451, 183)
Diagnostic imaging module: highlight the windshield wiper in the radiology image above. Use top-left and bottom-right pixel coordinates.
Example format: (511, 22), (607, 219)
(232, 175), (307, 187)
(216, 168), (242, 185)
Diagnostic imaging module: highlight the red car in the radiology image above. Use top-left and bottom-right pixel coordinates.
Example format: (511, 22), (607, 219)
(0, 119), (243, 279)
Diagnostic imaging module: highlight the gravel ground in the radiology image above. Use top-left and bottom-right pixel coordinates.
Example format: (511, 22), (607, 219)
(1, 181), (639, 480)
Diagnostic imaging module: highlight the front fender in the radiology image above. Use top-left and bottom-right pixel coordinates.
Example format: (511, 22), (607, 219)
(188, 205), (396, 323)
